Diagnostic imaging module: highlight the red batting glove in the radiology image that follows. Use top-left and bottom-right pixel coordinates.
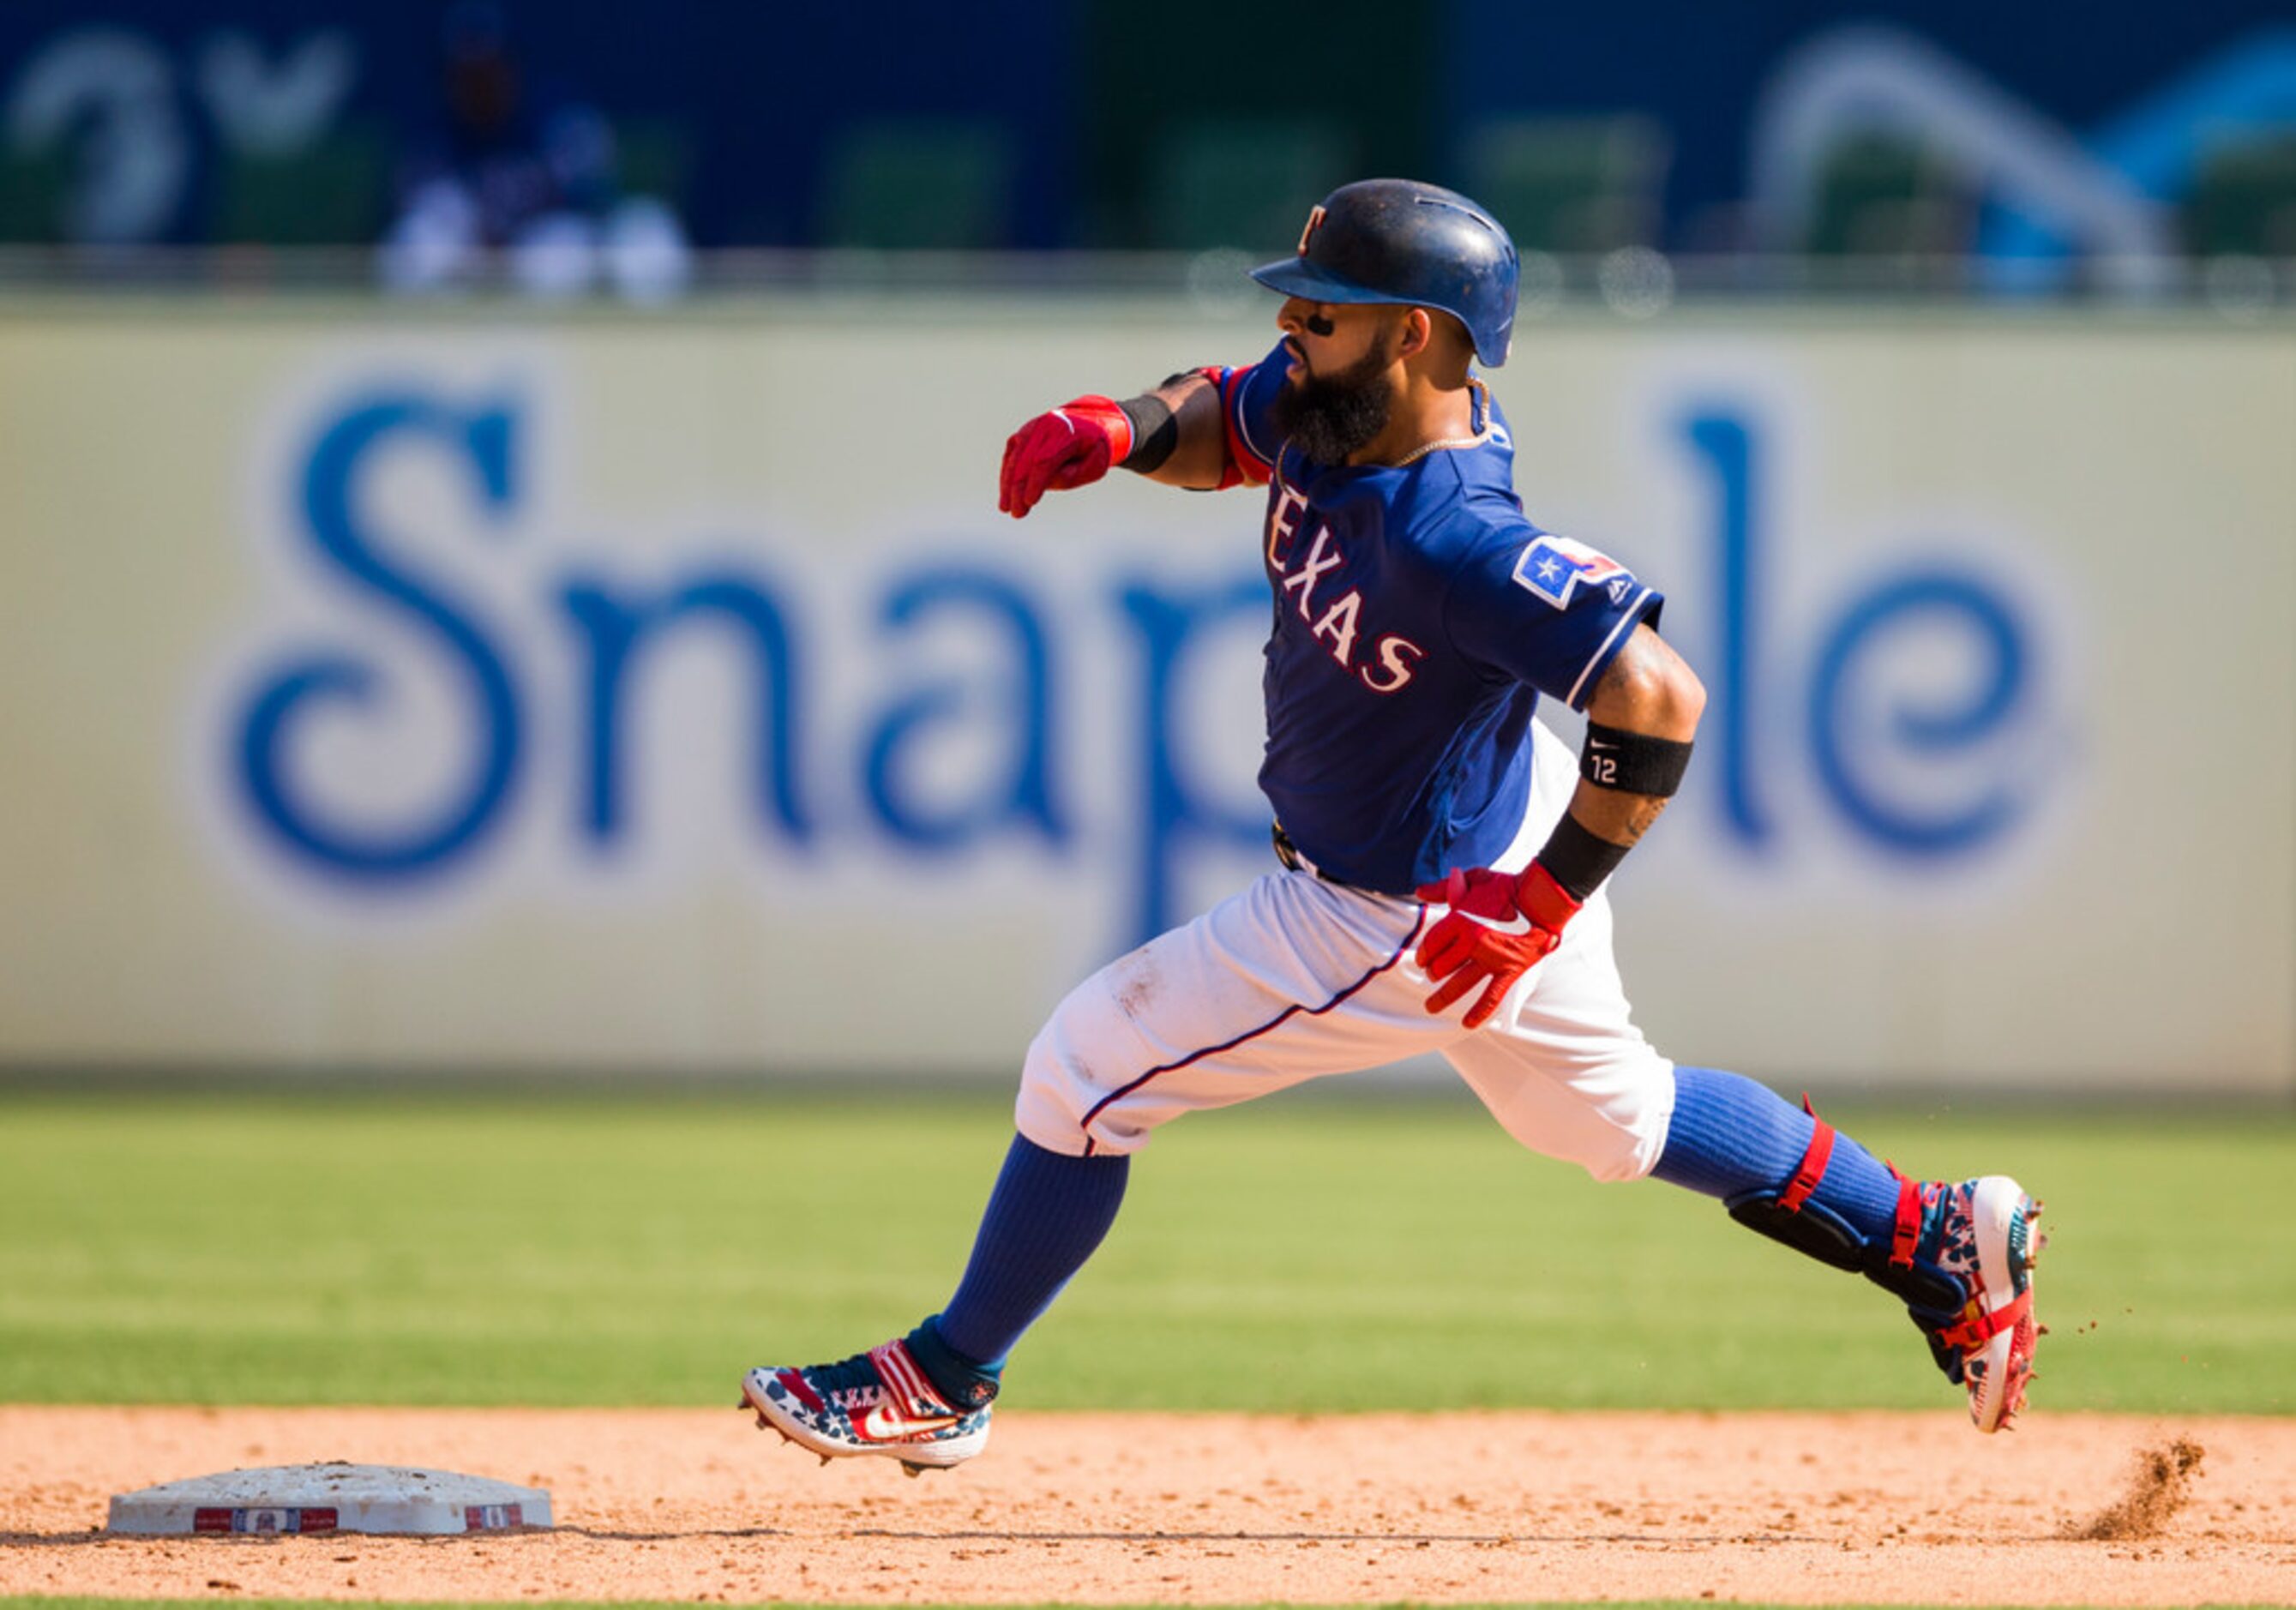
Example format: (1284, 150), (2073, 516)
(1412, 862), (1584, 1030)
(998, 395), (1135, 518)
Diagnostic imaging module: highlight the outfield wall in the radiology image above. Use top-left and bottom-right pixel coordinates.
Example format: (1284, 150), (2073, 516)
(0, 295), (2289, 1094)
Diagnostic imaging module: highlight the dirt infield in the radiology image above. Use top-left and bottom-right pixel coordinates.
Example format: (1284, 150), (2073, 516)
(3, 1407), (2293, 1605)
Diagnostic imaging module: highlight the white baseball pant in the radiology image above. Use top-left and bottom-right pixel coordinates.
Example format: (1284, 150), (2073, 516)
(1016, 718), (1677, 1180)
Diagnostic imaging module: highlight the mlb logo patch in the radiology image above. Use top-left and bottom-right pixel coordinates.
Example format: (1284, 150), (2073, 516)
(1512, 535), (1629, 609)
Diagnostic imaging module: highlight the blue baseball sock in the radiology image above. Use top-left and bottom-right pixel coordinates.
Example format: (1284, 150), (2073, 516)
(1653, 1066), (1902, 1239)
(920, 1134), (1129, 1391)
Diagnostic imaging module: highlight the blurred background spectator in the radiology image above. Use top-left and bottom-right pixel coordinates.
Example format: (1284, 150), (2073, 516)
(379, 2), (690, 300)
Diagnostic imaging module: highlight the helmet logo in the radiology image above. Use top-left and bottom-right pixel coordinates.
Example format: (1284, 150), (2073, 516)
(1296, 205), (1326, 257)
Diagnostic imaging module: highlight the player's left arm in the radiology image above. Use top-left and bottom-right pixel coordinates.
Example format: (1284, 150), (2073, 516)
(1415, 622), (1702, 1027)
(1000, 345), (1289, 517)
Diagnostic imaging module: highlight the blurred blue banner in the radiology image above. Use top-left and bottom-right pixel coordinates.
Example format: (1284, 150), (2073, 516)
(3, 1), (2289, 270)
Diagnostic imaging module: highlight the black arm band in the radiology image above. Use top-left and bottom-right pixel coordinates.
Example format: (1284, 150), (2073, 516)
(1580, 722), (1694, 796)
(1117, 394), (1178, 473)
(1534, 813), (1631, 902)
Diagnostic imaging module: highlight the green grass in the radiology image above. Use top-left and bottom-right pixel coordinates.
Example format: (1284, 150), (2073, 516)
(1, 1088), (2291, 1414)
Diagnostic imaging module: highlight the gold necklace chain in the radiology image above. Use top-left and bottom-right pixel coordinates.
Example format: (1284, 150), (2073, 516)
(1388, 379), (1493, 466)
(1391, 430), (1488, 466)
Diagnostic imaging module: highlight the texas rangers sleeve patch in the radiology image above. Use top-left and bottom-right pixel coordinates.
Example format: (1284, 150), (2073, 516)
(1511, 535), (1634, 610)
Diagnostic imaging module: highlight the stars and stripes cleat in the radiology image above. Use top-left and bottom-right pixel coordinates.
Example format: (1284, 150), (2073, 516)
(741, 1338), (993, 1475)
(1906, 1176), (2045, 1433)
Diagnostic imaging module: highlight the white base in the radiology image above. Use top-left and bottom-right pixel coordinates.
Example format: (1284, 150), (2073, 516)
(107, 1463), (552, 1535)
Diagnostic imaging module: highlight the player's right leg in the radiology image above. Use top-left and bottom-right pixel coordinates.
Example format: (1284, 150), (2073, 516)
(1452, 968), (2047, 1433)
(1450, 953), (2045, 1433)
(744, 866), (1447, 1471)
(1650, 1067), (2046, 1433)
(1435, 723), (2043, 1432)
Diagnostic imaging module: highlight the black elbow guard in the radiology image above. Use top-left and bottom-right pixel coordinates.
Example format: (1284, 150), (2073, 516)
(1116, 395), (1178, 473)
(1581, 722), (1692, 796)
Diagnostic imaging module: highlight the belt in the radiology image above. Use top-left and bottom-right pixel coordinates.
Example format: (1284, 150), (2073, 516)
(1270, 821), (1338, 883)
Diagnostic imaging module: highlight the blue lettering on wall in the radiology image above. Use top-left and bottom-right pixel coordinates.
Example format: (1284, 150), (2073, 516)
(228, 385), (2053, 948)
(236, 393), (522, 878)
(1118, 577), (1271, 942)
(1808, 571), (2028, 855)
(863, 568), (1066, 852)
(559, 573), (811, 848)
(1682, 411), (1772, 849)
(1680, 404), (2040, 858)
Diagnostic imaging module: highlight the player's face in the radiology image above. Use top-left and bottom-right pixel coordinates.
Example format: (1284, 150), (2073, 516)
(1275, 297), (1409, 383)
(1269, 298), (1412, 464)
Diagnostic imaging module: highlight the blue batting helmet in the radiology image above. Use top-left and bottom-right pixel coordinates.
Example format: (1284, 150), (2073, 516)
(1250, 178), (1519, 367)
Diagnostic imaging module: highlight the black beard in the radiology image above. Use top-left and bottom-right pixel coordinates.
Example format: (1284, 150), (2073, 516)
(1270, 344), (1393, 465)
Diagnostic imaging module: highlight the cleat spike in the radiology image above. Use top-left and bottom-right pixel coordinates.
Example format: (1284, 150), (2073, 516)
(901, 1462), (926, 1479)
(820, 1453), (832, 1468)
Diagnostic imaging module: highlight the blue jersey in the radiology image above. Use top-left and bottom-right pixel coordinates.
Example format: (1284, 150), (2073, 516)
(1214, 340), (1662, 896)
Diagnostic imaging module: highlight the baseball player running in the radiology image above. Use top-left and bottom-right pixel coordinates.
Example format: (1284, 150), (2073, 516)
(742, 178), (2043, 1474)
